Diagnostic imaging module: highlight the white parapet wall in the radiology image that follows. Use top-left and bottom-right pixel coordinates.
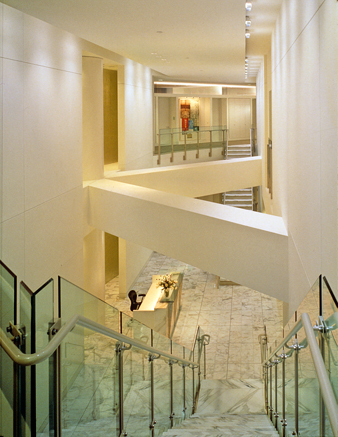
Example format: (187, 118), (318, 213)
(107, 156), (263, 198)
(87, 159), (288, 301)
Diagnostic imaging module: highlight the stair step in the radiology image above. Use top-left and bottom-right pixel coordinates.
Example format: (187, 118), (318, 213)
(162, 414), (279, 436)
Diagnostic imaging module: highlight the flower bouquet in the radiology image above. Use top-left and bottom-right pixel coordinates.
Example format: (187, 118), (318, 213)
(157, 274), (177, 297)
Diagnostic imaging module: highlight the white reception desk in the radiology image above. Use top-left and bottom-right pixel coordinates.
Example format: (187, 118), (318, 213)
(133, 272), (183, 337)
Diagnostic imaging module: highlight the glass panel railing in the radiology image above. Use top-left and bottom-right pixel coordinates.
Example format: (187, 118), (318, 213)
(121, 313), (152, 345)
(285, 347), (295, 436)
(34, 279), (54, 437)
(153, 357), (171, 436)
(183, 347), (193, 420)
(322, 278), (338, 436)
(157, 126), (227, 161)
(276, 356), (283, 436)
(20, 278), (55, 437)
(0, 261), (17, 437)
(61, 324), (119, 436)
(171, 343), (184, 427)
(59, 277), (120, 434)
(59, 278), (119, 332)
(298, 326), (320, 437)
(123, 344), (150, 436)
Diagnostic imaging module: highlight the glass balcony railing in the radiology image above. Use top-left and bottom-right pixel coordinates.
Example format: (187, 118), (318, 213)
(156, 125), (228, 164)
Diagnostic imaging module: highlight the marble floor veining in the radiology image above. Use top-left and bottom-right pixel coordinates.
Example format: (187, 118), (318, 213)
(105, 251), (285, 380)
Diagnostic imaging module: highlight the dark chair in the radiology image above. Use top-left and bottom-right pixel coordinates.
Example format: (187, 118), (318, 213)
(128, 290), (146, 311)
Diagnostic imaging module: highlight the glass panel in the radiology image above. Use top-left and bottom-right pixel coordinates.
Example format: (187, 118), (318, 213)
(0, 261), (17, 437)
(298, 326), (320, 437)
(322, 278), (338, 436)
(123, 344), (151, 437)
(276, 357), (283, 436)
(171, 343), (184, 427)
(152, 329), (170, 353)
(285, 348), (295, 436)
(120, 313), (151, 346)
(269, 362), (274, 425)
(61, 324), (119, 436)
(59, 278), (119, 332)
(184, 347), (193, 420)
(34, 279), (54, 437)
(153, 357), (171, 436)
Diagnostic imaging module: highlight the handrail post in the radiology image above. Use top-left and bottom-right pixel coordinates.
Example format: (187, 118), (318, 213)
(116, 342), (127, 436)
(182, 364), (186, 419)
(294, 343), (299, 436)
(209, 130), (212, 157)
(192, 349), (196, 414)
(157, 133), (161, 165)
(183, 132), (187, 160)
(274, 360), (279, 430)
(170, 132), (174, 163)
(264, 364), (269, 415)
(149, 353), (158, 435)
(169, 340), (174, 428)
(196, 130), (199, 158)
(269, 363), (273, 421)
(222, 129), (225, 157)
(225, 129), (228, 159)
(281, 350), (287, 437)
(319, 328), (326, 437)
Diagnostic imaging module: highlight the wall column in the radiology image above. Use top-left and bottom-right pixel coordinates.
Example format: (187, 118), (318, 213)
(82, 56), (104, 181)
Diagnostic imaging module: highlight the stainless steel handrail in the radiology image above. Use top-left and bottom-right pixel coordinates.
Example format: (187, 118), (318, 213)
(262, 313), (338, 437)
(263, 318), (303, 366)
(302, 313), (338, 437)
(0, 313), (198, 368)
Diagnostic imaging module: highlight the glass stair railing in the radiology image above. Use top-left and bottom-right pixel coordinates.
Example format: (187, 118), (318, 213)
(263, 275), (338, 437)
(0, 261), (209, 437)
(1, 259), (338, 437)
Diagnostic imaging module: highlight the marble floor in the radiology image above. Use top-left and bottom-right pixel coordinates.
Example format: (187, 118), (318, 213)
(105, 251), (285, 380)
(53, 252), (329, 437)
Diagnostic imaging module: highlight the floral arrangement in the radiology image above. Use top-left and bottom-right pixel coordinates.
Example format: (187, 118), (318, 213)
(157, 274), (177, 296)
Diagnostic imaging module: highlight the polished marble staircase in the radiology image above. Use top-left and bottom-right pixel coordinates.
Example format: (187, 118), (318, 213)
(162, 379), (279, 437)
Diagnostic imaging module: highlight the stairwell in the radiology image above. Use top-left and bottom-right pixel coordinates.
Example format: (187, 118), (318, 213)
(226, 143), (252, 159)
(222, 188), (253, 210)
(162, 379), (278, 437)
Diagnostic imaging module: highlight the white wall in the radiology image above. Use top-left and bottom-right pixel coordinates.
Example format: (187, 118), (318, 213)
(271, 0), (338, 313)
(0, 4), (83, 291)
(118, 60), (154, 171)
(88, 178), (288, 301)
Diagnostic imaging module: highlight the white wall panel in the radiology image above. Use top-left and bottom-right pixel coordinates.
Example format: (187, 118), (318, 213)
(272, 0), (338, 314)
(1, 214), (25, 281)
(24, 186), (83, 290)
(24, 14), (82, 74)
(2, 59), (24, 221)
(3, 5), (24, 61)
(110, 157), (262, 198)
(24, 64), (82, 210)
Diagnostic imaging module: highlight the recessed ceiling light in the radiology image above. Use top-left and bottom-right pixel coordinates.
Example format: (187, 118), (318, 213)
(154, 81), (256, 89)
(245, 16), (251, 27)
(245, 2), (252, 12)
(245, 30), (250, 38)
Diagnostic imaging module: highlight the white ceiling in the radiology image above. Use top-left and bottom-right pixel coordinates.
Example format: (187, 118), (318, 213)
(2, 0), (282, 84)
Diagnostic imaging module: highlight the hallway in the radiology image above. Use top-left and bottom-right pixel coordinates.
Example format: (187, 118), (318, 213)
(105, 252), (284, 380)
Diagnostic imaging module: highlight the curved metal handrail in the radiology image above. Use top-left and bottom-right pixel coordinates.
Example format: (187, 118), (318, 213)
(0, 313), (198, 368)
(301, 313), (338, 437)
(262, 312), (338, 437)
